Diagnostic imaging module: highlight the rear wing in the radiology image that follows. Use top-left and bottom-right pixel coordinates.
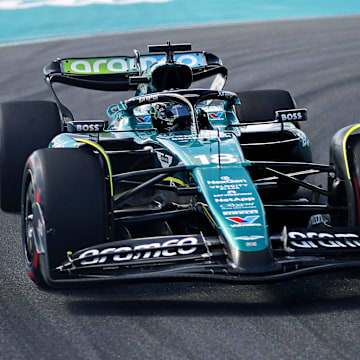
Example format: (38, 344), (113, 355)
(44, 51), (227, 91)
(43, 43), (228, 122)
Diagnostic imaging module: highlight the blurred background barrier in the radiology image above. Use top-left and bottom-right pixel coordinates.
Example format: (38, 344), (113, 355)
(1, 0), (360, 45)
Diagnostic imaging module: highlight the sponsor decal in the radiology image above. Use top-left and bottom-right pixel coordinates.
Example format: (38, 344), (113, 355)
(217, 90), (236, 99)
(308, 214), (329, 227)
(208, 112), (224, 120)
(62, 53), (203, 75)
(287, 231), (360, 249)
(246, 242), (258, 247)
(77, 237), (201, 266)
(76, 124), (101, 132)
(235, 235), (264, 241)
(138, 94), (159, 104)
(209, 184), (248, 190)
(167, 133), (232, 141)
(140, 53), (204, 70)
(156, 151), (173, 168)
(281, 112), (303, 121)
(227, 216), (260, 224)
(220, 203), (255, 210)
(217, 200), (257, 210)
(223, 210), (258, 216)
(220, 202), (256, 210)
(227, 215), (261, 227)
(136, 116), (151, 124)
(68, 120), (105, 133)
(275, 109), (307, 122)
(63, 57), (134, 75)
(213, 190), (246, 198)
(207, 176), (247, 185)
(215, 197), (255, 203)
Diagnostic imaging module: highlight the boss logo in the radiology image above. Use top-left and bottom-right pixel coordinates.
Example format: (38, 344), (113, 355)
(76, 124), (101, 132)
(276, 109), (307, 122)
(68, 121), (105, 133)
(281, 112), (303, 121)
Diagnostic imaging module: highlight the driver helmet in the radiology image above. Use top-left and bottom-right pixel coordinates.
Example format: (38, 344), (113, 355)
(151, 103), (191, 133)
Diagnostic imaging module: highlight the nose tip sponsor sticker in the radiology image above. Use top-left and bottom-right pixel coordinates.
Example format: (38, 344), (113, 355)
(227, 215), (261, 227)
(227, 216), (259, 224)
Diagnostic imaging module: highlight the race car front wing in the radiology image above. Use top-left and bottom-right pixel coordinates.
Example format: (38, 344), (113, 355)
(40, 229), (360, 287)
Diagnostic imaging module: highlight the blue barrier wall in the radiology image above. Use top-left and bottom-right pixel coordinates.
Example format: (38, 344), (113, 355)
(1, 0), (359, 44)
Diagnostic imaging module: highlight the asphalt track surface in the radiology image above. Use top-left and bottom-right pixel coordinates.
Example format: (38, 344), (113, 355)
(1, 16), (360, 360)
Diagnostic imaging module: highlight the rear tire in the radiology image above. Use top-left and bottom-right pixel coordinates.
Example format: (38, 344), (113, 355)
(0, 101), (61, 212)
(235, 90), (307, 195)
(22, 148), (107, 285)
(235, 90), (297, 123)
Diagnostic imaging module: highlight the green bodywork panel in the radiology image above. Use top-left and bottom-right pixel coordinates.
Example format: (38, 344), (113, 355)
(49, 133), (82, 148)
(48, 89), (278, 253)
(50, 127), (269, 252)
(157, 133), (268, 251)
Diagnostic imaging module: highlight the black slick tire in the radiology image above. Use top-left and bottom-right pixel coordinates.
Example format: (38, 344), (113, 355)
(0, 101), (61, 212)
(22, 148), (107, 286)
(344, 134), (360, 226)
(235, 90), (296, 123)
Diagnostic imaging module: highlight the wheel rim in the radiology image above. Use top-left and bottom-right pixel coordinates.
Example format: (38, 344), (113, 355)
(24, 180), (36, 267)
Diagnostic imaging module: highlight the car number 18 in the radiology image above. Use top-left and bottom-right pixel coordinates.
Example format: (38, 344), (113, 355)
(194, 154), (237, 165)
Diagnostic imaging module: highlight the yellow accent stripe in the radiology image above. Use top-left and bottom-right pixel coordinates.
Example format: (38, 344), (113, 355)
(163, 177), (189, 187)
(201, 203), (218, 228)
(75, 138), (114, 196)
(114, 189), (131, 201)
(343, 125), (360, 179)
(114, 177), (189, 200)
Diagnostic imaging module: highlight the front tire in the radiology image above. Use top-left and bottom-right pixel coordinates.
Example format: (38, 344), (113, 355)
(22, 148), (107, 286)
(330, 131), (360, 227)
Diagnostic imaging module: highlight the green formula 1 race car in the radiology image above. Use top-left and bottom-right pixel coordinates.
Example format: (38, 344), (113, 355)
(1, 42), (360, 287)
